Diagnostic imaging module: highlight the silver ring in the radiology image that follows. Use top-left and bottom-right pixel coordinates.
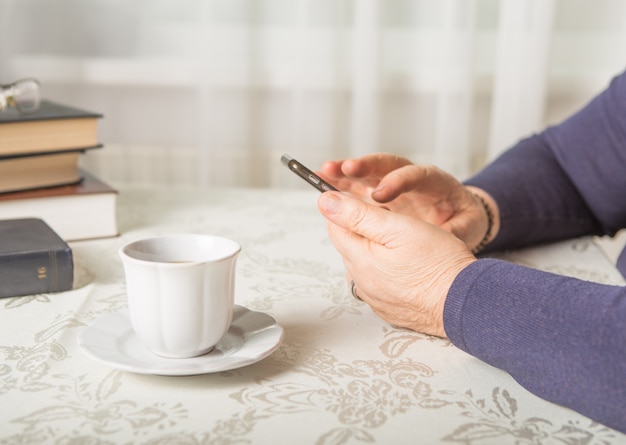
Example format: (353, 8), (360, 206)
(350, 280), (363, 301)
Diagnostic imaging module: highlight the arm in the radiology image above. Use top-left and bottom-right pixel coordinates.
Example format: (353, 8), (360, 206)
(317, 189), (626, 432)
(444, 259), (626, 433)
(466, 70), (626, 251)
(445, 71), (626, 432)
(318, 70), (626, 433)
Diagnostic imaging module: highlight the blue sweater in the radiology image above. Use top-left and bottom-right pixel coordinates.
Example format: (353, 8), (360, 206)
(446, 71), (626, 433)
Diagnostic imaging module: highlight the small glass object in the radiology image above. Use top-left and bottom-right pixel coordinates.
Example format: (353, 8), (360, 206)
(0, 78), (41, 113)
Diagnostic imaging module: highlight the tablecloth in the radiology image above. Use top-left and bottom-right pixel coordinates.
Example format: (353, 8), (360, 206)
(1, 187), (624, 444)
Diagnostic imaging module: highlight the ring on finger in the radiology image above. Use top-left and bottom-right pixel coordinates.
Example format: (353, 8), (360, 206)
(350, 280), (363, 302)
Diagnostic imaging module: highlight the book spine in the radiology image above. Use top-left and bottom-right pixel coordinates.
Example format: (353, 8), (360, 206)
(0, 248), (73, 298)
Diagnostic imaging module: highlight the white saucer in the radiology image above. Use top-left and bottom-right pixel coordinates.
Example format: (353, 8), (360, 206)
(77, 305), (284, 376)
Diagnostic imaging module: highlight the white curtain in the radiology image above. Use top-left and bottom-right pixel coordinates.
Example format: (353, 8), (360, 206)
(1, 0), (625, 189)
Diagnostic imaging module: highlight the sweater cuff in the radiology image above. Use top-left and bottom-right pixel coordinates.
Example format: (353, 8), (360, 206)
(443, 258), (502, 352)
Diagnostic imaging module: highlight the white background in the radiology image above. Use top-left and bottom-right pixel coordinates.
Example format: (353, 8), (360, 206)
(1, 0), (625, 188)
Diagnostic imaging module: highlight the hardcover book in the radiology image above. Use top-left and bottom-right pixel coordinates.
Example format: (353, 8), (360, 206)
(0, 100), (102, 156)
(0, 170), (118, 241)
(0, 218), (73, 298)
(0, 146), (101, 193)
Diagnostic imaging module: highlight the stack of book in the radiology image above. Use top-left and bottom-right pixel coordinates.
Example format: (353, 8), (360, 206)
(0, 100), (118, 241)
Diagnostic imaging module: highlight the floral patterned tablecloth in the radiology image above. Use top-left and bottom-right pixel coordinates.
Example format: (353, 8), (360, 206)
(1, 187), (625, 445)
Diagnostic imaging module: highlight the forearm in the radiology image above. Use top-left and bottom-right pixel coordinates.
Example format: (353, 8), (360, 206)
(464, 134), (603, 252)
(464, 70), (626, 252)
(444, 258), (626, 433)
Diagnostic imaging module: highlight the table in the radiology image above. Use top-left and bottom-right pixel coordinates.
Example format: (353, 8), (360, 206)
(1, 188), (625, 444)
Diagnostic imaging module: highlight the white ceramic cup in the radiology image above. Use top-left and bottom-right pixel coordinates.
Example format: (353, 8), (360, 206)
(119, 234), (241, 358)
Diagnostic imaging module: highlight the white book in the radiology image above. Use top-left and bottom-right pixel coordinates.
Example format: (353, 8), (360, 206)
(0, 170), (118, 242)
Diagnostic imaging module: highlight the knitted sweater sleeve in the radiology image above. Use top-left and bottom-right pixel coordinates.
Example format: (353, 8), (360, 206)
(444, 71), (626, 432)
(444, 259), (626, 433)
(465, 70), (626, 251)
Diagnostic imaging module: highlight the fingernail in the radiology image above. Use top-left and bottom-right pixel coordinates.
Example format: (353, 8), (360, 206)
(319, 192), (342, 214)
(373, 184), (385, 196)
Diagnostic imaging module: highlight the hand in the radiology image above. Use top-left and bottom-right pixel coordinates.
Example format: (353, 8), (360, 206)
(317, 191), (476, 337)
(320, 153), (500, 252)
(320, 153), (413, 201)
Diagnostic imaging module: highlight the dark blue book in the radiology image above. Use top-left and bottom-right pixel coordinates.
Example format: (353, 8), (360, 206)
(0, 218), (73, 298)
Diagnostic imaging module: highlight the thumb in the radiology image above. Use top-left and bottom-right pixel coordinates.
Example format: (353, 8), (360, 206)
(318, 191), (403, 247)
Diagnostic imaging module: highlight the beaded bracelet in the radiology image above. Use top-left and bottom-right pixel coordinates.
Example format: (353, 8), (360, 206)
(471, 192), (494, 254)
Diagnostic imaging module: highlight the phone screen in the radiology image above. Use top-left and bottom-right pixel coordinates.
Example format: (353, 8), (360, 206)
(281, 154), (338, 193)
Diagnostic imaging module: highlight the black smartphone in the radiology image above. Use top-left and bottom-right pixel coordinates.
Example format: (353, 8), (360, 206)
(281, 154), (338, 193)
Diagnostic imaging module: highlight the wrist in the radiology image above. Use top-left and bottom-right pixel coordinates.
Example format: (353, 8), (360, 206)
(429, 253), (477, 338)
(465, 186), (500, 253)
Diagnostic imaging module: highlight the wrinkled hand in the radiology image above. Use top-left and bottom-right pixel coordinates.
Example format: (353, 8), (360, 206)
(317, 191), (476, 337)
(320, 153), (499, 251)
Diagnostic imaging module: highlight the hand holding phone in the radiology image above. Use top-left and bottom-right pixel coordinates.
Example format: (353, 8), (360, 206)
(281, 154), (338, 193)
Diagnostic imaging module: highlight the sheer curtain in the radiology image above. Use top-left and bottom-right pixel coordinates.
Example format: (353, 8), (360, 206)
(1, 0), (625, 189)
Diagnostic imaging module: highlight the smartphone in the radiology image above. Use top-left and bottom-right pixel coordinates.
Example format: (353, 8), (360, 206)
(281, 154), (338, 193)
